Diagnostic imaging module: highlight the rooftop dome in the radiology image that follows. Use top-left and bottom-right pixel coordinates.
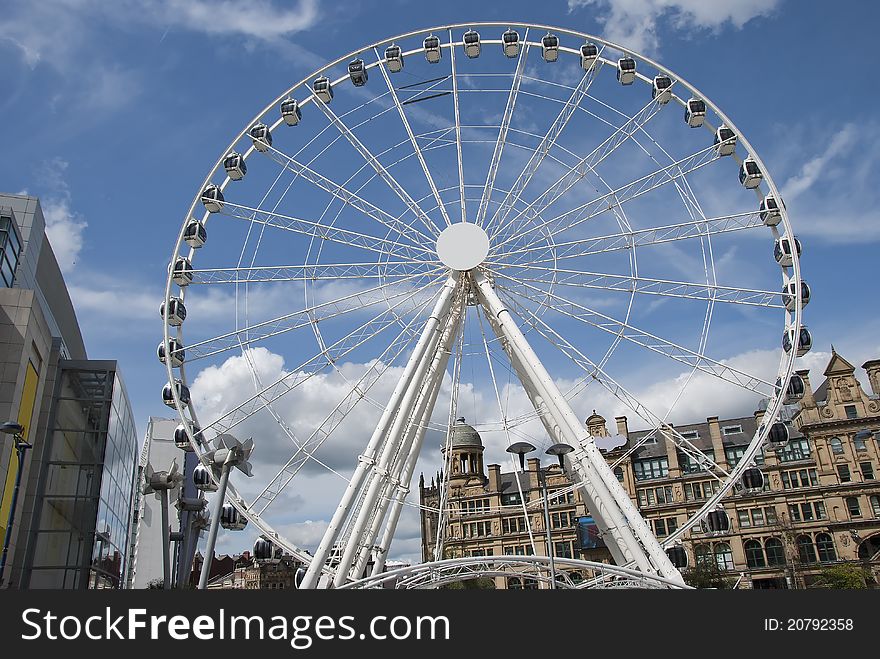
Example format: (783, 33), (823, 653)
(450, 417), (483, 449)
(586, 409), (605, 424)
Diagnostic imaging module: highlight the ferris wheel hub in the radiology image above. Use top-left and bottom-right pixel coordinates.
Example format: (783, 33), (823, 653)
(436, 222), (490, 271)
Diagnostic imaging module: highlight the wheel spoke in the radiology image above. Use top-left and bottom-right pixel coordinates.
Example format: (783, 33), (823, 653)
(499, 289), (731, 481)
(185, 271), (441, 362)
(484, 52), (606, 237)
(491, 210), (762, 266)
(310, 85), (442, 238)
(261, 144), (438, 248)
(251, 294), (436, 515)
(475, 31), (530, 228)
(373, 47), (454, 228)
(493, 265), (784, 308)
(492, 141), (721, 255)
(491, 93), (665, 243)
(200, 277), (442, 438)
(218, 199), (433, 261)
(448, 29), (467, 223)
(501, 280), (774, 395)
(190, 260), (439, 285)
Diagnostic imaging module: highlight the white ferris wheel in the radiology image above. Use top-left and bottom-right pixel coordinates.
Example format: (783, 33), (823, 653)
(161, 22), (809, 589)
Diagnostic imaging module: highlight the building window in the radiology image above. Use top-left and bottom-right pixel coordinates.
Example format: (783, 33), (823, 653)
(550, 511), (577, 529)
(680, 430), (699, 440)
(750, 508), (764, 526)
(764, 538), (786, 566)
(633, 457), (668, 481)
(813, 501), (827, 520)
(678, 448), (715, 474)
(816, 533), (836, 563)
(502, 516), (528, 534)
(845, 496), (861, 518)
(652, 517), (677, 537)
(0, 213), (22, 288)
(507, 577), (523, 590)
(829, 437), (844, 455)
(722, 425), (744, 435)
(694, 544), (712, 567)
(788, 504), (801, 523)
(737, 510), (751, 528)
(501, 492), (528, 506)
(685, 480), (720, 501)
(781, 468), (818, 489)
(870, 495), (880, 518)
(796, 535), (817, 564)
(744, 539), (766, 568)
(548, 489), (574, 506)
(725, 445), (764, 467)
(638, 485), (674, 507)
(713, 543), (734, 571)
(778, 438), (811, 462)
(844, 405), (858, 420)
(837, 465), (851, 483)
(553, 541), (573, 558)
(861, 462), (875, 481)
(613, 466), (624, 482)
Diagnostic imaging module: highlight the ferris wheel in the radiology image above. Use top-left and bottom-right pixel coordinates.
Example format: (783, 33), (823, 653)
(161, 22), (809, 589)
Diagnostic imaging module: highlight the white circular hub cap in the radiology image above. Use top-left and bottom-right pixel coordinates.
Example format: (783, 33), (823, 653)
(436, 222), (490, 271)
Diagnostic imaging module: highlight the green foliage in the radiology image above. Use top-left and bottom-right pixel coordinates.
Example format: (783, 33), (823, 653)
(682, 561), (734, 589)
(810, 564), (870, 589)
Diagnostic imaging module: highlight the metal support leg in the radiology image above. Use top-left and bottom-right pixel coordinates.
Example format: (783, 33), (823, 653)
(160, 489), (171, 589)
(335, 284), (460, 586)
(301, 276), (460, 589)
(472, 270), (682, 583)
(197, 462), (230, 590)
(359, 306), (462, 577)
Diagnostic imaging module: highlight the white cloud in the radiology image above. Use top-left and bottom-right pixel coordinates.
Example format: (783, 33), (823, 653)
(567, 0), (781, 54)
(777, 122), (880, 244)
(38, 158), (88, 272)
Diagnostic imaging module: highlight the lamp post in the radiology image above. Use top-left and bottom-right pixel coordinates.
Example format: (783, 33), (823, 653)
(505, 441), (573, 590)
(0, 421), (32, 588)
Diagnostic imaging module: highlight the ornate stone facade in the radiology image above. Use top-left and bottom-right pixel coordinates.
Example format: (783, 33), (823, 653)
(419, 351), (880, 588)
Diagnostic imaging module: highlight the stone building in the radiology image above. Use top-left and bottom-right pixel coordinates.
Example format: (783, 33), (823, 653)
(419, 350), (880, 589)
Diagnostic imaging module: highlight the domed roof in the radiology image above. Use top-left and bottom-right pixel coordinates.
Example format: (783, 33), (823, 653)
(586, 409), (605, 424)
(450, 417), (483, 449)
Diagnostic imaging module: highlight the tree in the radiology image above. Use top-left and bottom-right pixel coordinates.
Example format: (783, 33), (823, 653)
(682, 560), (733, 589)
(810, 563), (869, 589)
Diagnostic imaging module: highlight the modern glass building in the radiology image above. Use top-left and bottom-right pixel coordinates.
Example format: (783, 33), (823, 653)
(19, 361), (137, 588)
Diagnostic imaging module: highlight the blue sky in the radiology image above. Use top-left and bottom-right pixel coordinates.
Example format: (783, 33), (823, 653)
(2, 0), (879, 561)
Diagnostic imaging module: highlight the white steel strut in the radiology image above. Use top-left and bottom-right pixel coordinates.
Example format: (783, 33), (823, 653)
(300, 275), (461, 589)
(470, 269), (684, 584)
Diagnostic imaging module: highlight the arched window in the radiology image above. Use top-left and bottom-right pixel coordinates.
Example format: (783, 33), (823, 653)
(829, 437), (844, 455)
(507, 577), (523, 590)
(816, 533), (837, 562)
(744, 539), (766, 568)
(694, 544), (712, 567)
(764, 538), (786, 566)
(796, 535), (817, 563)
(714, 542), (734, 570)
(613, 466), (624, 482)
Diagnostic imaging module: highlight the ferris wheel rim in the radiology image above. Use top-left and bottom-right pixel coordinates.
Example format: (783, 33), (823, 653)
(161, 21), (805, 585)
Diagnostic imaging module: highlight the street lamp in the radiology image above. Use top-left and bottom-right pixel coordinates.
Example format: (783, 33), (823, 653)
(505, 441), (574, 590)
(0, 421), (32, 587)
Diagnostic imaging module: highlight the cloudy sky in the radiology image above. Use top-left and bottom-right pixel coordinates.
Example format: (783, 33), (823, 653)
(2, 0), (879, 565)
